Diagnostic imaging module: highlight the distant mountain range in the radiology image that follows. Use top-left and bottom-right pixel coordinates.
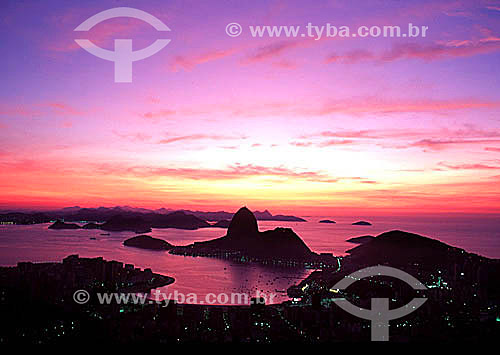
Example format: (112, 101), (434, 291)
(172, 209), (306, 222)
(46, 211), (211, 233)
(0, 206), (306, 225)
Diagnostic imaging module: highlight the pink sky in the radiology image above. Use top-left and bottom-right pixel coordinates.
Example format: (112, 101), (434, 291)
(1, 0), (500, 215)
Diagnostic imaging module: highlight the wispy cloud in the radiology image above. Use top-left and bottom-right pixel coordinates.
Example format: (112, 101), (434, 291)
(316, 98), (498, 115)
(171, 49), (237, 71)
(46, 102), (83, 116)
(291, 141), (313, 147)
(170, 39), (308, 71)
(141, 109), (176, 119)
(0, 102), (84, 118)
(94, 162), (340, 183)
(241, 40), (306, 64)
(486, 5), (500, 11)
(158, 134), (246, 145)
(272, 59), (298, 69)
(438, 161), (500, 170)
(0, 104), (41, 118)
(410, 138), (500, 150)
(326, 32), (500, 64)
(317, 139), (356, 147)
(46, 13), (156, 53)
(325, 49), (376, 64)
(294, 126), (500, 151)
(138, 97), (499, 124)
(113, 131), (152, 142)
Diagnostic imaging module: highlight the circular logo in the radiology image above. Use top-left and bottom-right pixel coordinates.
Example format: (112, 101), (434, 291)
(226, 22), (243, 37)
(74, 7), (171, 83)
(73, 289), (90, 304)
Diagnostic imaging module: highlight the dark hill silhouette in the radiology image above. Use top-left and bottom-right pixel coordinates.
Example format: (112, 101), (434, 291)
(48, 220), (81, 230)
(227, 207), (258, 239)
(100, 215), (151, 233)
(170, 207), (334, 264)
(123, 235), (173, 250)
(289, 230), (500, 299)
(48, 206), (306, 223)
(143, 211), (210, 230)
(176, 208), (306, 222)
(211, 219), (231, 228)
(345, 235), (375, 244)
(82, 222), (101, 229)
(352, 220), (372, 226)
(319, 219), (336, 224)
(344, 230), (485, 268)
(253, 209), (306, 222)
(52, 211), (209, 233)
(58, 207), (129, 222)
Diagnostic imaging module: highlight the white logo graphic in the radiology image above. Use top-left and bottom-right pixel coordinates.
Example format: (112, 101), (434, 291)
(74, 7), (171, 83)
(225, 22), (242, 37)
(73, 289), (90, 304)
(331, 266), (427, 341)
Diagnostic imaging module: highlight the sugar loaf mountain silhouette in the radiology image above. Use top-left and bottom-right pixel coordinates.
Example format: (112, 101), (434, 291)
(170, 207), (335, 265)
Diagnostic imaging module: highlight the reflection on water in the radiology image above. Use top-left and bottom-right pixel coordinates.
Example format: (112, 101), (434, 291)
(1, 215), (499, 304)
(0, 224), (311, 304)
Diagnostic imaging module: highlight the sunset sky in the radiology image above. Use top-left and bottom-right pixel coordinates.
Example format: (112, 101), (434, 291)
(1, 0), (500, 215)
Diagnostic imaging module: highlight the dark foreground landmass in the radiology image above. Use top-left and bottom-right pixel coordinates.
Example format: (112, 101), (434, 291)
(0, 254), (174, 294)
(1, 229), (500, 343)
(287, 230), (500, 341)
(0, 255), (176, 344)
(0, 212), (52, 225)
